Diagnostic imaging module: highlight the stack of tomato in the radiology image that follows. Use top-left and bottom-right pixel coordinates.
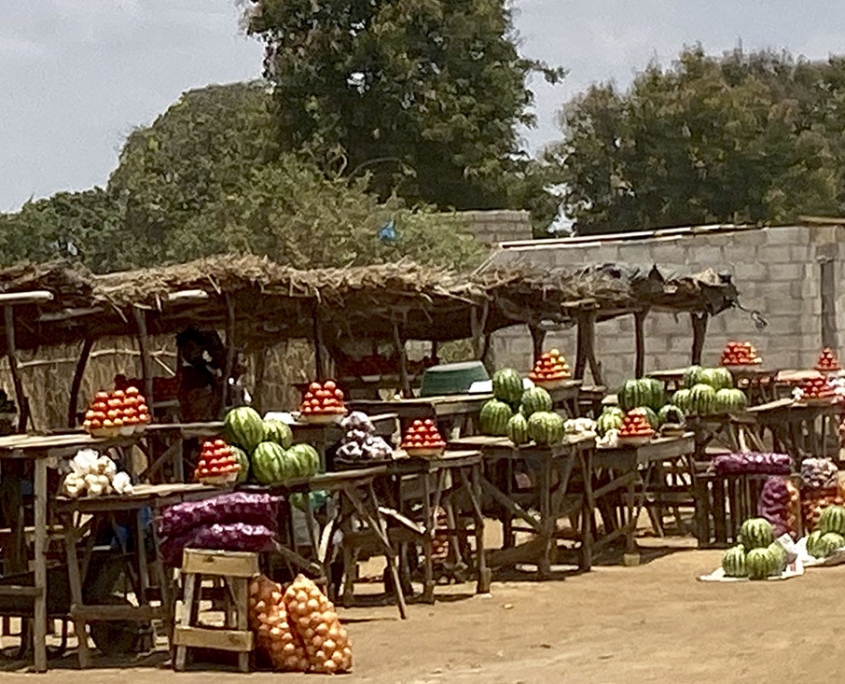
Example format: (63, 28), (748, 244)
(528, 348), (571, 385)
(400, 419), (446, 454)
(194, 438), (241, 484)
(83, 387), (150, 436)
(720, 341), (762, 366)
(801, 377), (837, 402)
(816, 347), (841, 372)
(619, 411), (654, 440)
(300, 380), (346, 416)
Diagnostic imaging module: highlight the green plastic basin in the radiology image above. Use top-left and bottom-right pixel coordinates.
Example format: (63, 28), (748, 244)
(419, 361), (490, 397)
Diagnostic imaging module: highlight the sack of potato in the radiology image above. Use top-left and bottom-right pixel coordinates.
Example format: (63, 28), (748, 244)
(248, 575), (309, 672)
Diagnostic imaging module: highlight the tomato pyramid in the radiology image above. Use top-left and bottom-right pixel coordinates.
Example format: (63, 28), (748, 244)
(401, 419), (446, 451)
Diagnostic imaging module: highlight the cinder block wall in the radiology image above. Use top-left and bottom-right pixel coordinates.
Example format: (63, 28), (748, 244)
(457, 210), (533, 246)
(488, 225), (845, 389)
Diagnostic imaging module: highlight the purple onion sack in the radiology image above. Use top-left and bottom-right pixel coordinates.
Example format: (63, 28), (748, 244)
(160, 523), (277, 566)
(156, 492), (281, 541)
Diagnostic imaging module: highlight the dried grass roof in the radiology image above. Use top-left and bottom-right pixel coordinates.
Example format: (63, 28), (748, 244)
(0, 254), (738, 354)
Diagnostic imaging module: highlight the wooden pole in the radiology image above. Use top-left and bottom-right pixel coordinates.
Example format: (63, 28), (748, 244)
(820, 258), (838, 351)
(312, 307), (324, 381)
(132, 307), (154, 409)
(690, 312), (709, 366)
(634, 310), (648, 378)
(575, 313), (588, 380)
(223, 294), (236, 411)
(529, 325), (546, 365)
(67, 337), (94, 428)
(252, 347), (268, 414)
(4, 306), (29, 432)
(584, 308), (603, 386)
(393, 324), (412, 398)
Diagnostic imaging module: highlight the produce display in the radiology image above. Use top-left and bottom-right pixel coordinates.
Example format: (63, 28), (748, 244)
(283, 575), (352, 673)
(816, 347), (841, 372)
(657, 404), (685, 428)
(82, 387), (150, 436)
(252, 442), (321, 485)
(710, 452), (791, 476)
(335, 412), (394, 462)
(673, 366), (746, 416)
(797, 376), (837, 403)
(249, 574), (309, 672)
(224, 406), (265, 453)
(60, 449), (133, 498)
(400, 419), (446, 455)
(596, 407), (625, 437)
(806, 505), (845, 559)
(157, 492), (281, 565)
(300, 380), (347, 420)
(491, 368), (525, 406)
(617, 410), (655, 442)
(232, 446), (250, 484)
(563, 417), (597, 438)
(527, 411), (566, 446)
(721, 518), (787, 580)
(617, 378), (664, 412)
(263, 420), (294, 449)
(757, 476), (800, 538)
(194, 438), (242, 485)
(506, 413), (530, 445)
(801, 458), (839, 490)
(720, 341), (762, 366)
(527, 349), (571, 385)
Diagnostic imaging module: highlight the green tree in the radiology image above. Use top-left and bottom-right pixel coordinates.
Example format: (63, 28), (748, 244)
(245, 0), (562, 217)
(548, 47), (844, 234)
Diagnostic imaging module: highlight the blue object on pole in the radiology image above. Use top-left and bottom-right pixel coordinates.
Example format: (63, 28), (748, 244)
(377, 219), (397, 243)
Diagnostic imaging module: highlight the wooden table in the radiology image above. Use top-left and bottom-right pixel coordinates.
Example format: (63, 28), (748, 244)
(54, 483), (219, 668)
(595, 434), (695, 563)
(349, 394), (491, 437)
(449, 435), (596, 578)
(648, 367), (781, 405)
(750, 398), (843, 463)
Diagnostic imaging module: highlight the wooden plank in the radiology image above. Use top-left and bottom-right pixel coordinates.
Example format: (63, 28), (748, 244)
(691, 312), (708, 365)
(5, 305), (29, 432)
(71, 604), (165, 622)
(0, 585), (41, 597)
(634, 310), (647, 378)
(32, 458), (47, 672)
(173, 626), (254, 652)
(181, 550), (260, 578)
(133, 306), (155, 411)
(0, 290), (53, 305)
(67, 337), (94, 429)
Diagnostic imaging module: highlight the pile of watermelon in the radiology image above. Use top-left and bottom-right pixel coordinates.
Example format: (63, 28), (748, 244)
(806, 505), (845, 559)
(672, 366), (747, 416)
(479, 368), (565, 446)
(721, 518), (789, 580)
(223, 407), (321, 485)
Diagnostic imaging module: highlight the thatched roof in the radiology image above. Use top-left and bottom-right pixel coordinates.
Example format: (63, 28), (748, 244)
(0, 254), (738, 355)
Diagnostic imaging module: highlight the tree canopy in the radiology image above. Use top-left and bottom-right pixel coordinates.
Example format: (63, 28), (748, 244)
(548, 47), (845, 234)
(245, 0), (562, 222)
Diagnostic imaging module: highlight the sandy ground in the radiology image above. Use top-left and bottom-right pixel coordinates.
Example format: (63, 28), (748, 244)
(0, 538), (841, 683)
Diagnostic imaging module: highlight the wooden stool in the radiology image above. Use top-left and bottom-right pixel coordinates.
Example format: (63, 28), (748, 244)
(173, 549), (257, 673)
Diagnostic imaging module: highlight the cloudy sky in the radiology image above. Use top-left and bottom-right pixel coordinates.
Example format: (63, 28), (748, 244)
(3, 0), (845, 211)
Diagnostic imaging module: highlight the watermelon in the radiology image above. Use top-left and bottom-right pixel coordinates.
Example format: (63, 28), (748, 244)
(480, 399), (514, 436)
(672, 389), (693, 415)
(251, 442), (290, 484)
(520, 386), (553, 417)
(231, 446), (250, 484)
(818, 505), (845, 535)
(262, 419), (293, 449)
(714, 388), (747, 414)
(806, 530), (826, 558)
(617, 380), (641, 412)
(683, 365), (703, 389)
(507, 413), (530, 445)
(657, 404), (685, 427)
(288, 443), (321, 478)
(767, 543), (788, 575)
(746, 547), (772, 580)
(596, 408), (625, 436)
(690, 383), (717, 416)
(721, 545), (747, 577)
(740, 518), (774, 550)
(224, 406), (265, 453)
(527, 411), (565, 446)
(641, 378), (665, 411)
(700, 367), (734, 391)
(492, 368), (524, 405)
(819, 532), (845, 557)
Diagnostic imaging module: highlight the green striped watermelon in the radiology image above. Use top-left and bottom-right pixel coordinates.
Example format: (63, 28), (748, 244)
(231, 446), (250, 484)
(252, 442), (291, 484)
(224, 406), (264, 453)
(507, 414), (530, 445)
(721, 545), (746, 577)
(520, 386), (553, 417)
(746, 547), (772, 580)
(819, 505), (845, 535)
(683, 366), (703, 389)
(527, 411), (565, 445)
(288, 443), (321, 478)
(672, 389), (692, 415)
(714, 388), (747, 414)
(480, 400), (514, 436)
(596, 408), (625, 436)
(740, 518), (774, 550)
(262, 419), (293, 449)
(492, 368), (524, 405)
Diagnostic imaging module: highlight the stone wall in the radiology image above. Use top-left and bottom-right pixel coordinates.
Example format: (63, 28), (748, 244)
(487, 224), (845, 389)
(456, 210), (533, 246)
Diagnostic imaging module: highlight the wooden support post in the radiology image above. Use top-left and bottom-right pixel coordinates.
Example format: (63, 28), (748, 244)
(223, 295), (236, 411)
(583, 308), (602, 385)
(634, 310), (648, 378)
(312, 307), (324, 382)
(393, 324), (412, 398)
(32, 457), (48, 672)
(68, 337), (94, 428)
(431, 340), (439, 364)
(252, 347), (268, 415)
(575, 313), (588, 380)
(820, 257), (838, 351)
(529, 325), (546, 364)
(4, 305), (30, 432)
(691, 312), (709, 366)
(132, 307), (154, 409)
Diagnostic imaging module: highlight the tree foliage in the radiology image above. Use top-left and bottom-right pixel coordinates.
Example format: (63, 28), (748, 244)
(245, 0), (562, 218)
(549, 47), (845, 234)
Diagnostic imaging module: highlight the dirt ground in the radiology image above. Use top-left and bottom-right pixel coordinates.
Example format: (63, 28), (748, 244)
(0, 538), (841, 683)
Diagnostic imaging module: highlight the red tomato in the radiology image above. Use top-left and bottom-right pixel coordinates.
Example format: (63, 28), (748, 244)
(126, 386), (140, 397)
(208, 465), (222, 475)
(214, 439), (226, 448)
(424, 419), (434, 428)
(324, 380), (337, 392)
(309, 382), (321, 393)
(113, 390), (125, 400)
(334, 389), (344, 400)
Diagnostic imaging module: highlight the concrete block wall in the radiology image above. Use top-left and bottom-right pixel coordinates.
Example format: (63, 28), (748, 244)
(488, 225), (845, 389)
(456, 210), (533, 246)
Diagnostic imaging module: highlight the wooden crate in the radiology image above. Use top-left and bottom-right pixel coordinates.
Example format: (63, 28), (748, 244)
(694, 472), (773, 548)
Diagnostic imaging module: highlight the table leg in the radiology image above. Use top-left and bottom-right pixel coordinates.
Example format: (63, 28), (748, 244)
(469, 465), (490, 593)
(623, 474), (640, 565)
(33, 457), (48, 672)
(421, 474), (435, 604)
(579, 451), (594, 572)
(63, 518), (91, 668)
(538, 457), (553, 578)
